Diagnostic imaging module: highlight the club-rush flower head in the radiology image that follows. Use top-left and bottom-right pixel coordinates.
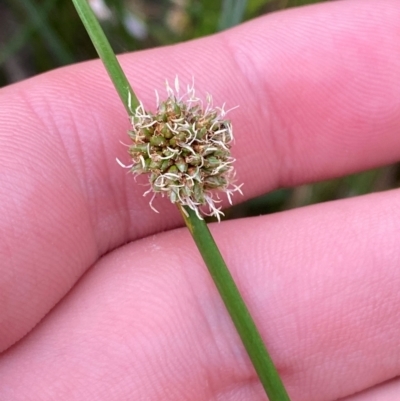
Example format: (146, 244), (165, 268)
(119, 77), (243, 221)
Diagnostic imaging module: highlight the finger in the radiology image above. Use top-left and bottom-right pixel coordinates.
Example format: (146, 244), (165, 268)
(1, 189), (400, 401)
(1, 0), (400, 351)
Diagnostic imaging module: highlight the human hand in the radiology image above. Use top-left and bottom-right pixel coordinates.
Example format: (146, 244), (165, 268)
(1, 0), (400, 400)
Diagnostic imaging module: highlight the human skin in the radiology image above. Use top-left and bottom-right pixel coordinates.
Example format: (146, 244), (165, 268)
(0, 0), (400, 400)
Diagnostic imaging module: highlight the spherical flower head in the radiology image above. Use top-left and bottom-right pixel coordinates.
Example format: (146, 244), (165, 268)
(122, 77), (243, 221)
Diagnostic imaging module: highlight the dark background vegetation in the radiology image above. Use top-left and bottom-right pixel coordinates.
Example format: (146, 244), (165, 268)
(1, 0), (398, 219)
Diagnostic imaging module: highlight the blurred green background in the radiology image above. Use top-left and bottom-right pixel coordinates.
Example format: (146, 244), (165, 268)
(1, 0), (398, 219)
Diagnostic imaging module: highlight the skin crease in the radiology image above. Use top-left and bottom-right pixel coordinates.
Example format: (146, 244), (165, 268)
(1, 0), (400, 399)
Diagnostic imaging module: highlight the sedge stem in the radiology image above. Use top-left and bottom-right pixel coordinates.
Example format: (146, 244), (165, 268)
(179, 205), (291, 401)
(71, 1), (291, 399)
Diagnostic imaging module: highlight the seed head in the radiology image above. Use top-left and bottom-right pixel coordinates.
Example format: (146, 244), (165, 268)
(120, 77), (243, 221)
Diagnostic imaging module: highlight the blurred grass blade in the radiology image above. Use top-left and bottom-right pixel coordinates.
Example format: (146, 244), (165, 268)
(1, 0), (58, 66)
(218, 0), (248, 31)
(13, 0), (74, 65)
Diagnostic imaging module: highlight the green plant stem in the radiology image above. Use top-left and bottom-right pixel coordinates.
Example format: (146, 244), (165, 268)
(71, 0), (139, 114)
(179, 205), (291, 401)
(71, 1), (291, 399)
